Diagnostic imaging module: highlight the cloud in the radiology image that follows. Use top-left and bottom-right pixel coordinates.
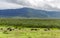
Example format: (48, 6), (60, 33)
(16, 0), (60, 11)
(0, 0), (60, 11)
(0, 1), (24, 10)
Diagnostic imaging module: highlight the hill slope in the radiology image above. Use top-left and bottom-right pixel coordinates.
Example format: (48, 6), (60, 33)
(0, 8), (60, 18)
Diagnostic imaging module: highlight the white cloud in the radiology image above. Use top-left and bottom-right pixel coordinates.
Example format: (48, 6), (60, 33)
(14, 0), (60, 11)
(0, 0), (60, 11)
(0, 1), (24, 10)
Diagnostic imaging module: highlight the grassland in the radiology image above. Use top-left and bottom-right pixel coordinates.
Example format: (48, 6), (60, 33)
(0, 18), (60, 28)
(0, 18), (60, 38)
(0, 27), (60, 38)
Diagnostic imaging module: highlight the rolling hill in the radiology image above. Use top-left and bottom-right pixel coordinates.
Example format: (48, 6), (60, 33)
(0, 8), (60, 18)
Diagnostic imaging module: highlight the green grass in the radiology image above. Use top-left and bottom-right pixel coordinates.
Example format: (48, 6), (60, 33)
(0, 18), (60, 38)
(0, 27), (60, 38)
(0, 18), (60, 28)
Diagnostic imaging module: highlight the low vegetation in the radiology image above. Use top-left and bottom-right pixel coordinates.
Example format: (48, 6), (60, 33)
(0, 18), (60, 38)
(0, 18), (60, 28)
(0, 27), (59, 38)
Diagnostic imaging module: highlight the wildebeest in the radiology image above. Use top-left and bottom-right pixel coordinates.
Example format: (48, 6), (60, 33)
(7, 27), (12, 31)
(44, 28), (50, 31)
(31, 28), (38, 31)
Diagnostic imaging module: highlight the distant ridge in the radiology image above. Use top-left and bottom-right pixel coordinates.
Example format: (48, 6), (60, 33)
(0, 8), (60, 18)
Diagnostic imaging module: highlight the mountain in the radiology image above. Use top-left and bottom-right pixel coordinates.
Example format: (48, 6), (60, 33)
(0, 8), (60, 18)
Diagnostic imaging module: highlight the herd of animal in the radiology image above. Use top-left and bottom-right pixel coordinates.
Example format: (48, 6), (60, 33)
(0, 27), (51, 32)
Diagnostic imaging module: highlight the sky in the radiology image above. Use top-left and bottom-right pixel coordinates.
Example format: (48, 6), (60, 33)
(0, 0), (60, 11)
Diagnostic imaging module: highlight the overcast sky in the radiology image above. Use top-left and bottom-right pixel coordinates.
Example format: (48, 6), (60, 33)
(0, 0), (60, 11)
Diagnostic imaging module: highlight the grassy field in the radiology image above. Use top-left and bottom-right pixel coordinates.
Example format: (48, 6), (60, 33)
(0, 18), (60, 38)
(0, 18), (60, 28)
(0, 27), (60, 38)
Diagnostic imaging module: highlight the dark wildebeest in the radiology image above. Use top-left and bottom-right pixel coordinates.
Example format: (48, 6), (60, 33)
(31, 28), (38, 31)
(44, 28), (50, 31)
(7, 27), (12, 31)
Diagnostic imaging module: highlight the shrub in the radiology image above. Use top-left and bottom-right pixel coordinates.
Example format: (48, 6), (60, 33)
(3, 30), (9, 34)
(0, 28), (3, 30)
(28, 37), (32, 38)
